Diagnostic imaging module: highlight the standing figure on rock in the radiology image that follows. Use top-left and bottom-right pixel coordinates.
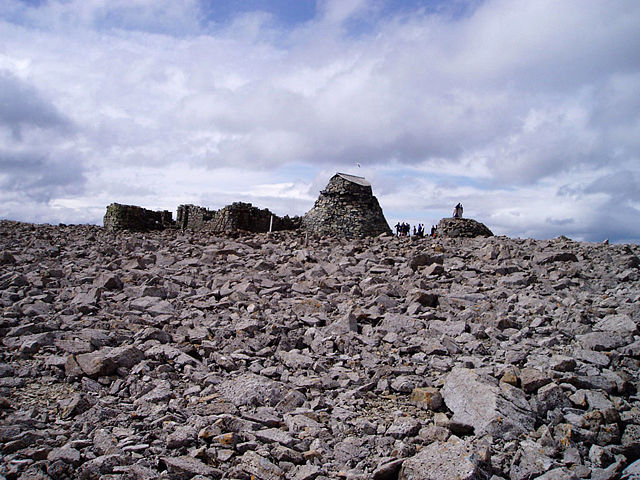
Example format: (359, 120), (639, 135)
(453, 203), (463, 218)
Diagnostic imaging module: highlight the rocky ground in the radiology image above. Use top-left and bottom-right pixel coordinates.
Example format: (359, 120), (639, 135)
(1, 220), (640, 480)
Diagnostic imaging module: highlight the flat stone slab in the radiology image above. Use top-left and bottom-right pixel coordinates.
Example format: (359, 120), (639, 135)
(441, 367), (534, 440)
(215, 373), (287, 407)
(399, 439), (489, 480)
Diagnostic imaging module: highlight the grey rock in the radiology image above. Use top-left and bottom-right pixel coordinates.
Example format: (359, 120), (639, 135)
(79, 454), (131, 480)
(575, 332), (628, 351)
(2, 221), (640, 480)
(408, 253), (443, 271)
(216, 373), (286, 407)
(290, 464), (322, 480)
(594, 314), (637, 333)
(520, 367), (552, 393)
(47, 446), (81, 464)
(386, 416), (421, 439)
(254, 427), (297, 448)
(535, 252), (579, 264)
(441, 367), (534, 440)
(399, 438), (489, 479)
(372, 458), (404, 480)
(510, 439), (555, 480)
(534, 467), (579, 479)
(410, 387), (443, 411)
(161, 455), (221, 480)
(621, 459), (640, 479)
(72, 345), (143, 377)
(238, 450), (285, 480)
(166, 426), (197, 449)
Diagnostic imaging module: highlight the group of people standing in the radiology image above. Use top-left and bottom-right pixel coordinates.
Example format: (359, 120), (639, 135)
(395, 222), (411, 237)
(394, 222), (438, 238)
(394, 203), (463, 238)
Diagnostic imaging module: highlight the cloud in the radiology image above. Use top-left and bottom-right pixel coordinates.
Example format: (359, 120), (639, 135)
(0, 151), (86, 202)
(0, 70), (71, 140)
(0, 0), (638, 242)
(585, 171), (640, 202)
(1, 0), (203, 35)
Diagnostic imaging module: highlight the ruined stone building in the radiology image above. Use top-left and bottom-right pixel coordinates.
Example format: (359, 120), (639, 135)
(103, 174), (391, 237)
(176, 202), (301, 233)
(303, 173), (392, 238)
(103, 203), (174, 232)
(103, 201), (300, 234)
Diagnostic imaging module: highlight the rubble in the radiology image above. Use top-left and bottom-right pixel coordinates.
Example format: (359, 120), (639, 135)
(1, 219), (639, 479)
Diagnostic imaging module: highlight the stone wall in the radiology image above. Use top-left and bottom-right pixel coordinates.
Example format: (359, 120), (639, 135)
(176, 204), (216, 230)
(303, 173), (392, 238)
(103, 203), (173, 232)
(177, 202), (301, 233)
(436, 217), (493, 238)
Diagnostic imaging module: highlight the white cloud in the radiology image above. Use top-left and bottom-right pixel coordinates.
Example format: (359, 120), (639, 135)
(0, 0), (639, 242)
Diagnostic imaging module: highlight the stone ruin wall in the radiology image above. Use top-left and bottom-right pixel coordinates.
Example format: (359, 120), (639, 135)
(103, 203), (174, 232)
(303, 174), (392, 238)
(103, 174), (396, 237)
(175, 204), (215, 230)
(177, 202), (301, 233)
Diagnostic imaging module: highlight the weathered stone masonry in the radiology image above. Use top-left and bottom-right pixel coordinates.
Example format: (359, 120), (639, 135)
(177, 202), (301, 233)
(303, 173), (392, 238)
(437, 217), (494, 238)
(103, 203), (173, 232)
(104, 202), (300, 234)
(103, 173), (394, 237)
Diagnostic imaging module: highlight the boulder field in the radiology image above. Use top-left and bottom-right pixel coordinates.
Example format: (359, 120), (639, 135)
(1, 220), (640, 480)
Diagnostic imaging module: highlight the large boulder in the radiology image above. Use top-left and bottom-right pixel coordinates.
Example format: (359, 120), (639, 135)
(441, 367), (535, 440)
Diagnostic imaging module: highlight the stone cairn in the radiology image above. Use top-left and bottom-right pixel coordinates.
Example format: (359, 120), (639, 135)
(176, 202), (301, 234)
(303, 173), (392, 238)
(436, 217), (494, 238)
(103, 203), (173, 232)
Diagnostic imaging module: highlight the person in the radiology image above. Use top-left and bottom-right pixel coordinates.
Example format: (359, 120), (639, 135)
(395, 222), (401, 236)
(453, 203), (463, 218)
(430, 225), (436, 237)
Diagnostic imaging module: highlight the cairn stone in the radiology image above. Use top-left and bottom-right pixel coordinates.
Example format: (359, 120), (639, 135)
(303, 173), (392, 238)
(437, 217), (493, 238)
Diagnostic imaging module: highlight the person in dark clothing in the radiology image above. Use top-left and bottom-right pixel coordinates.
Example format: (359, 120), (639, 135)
(453, 203), (463, 218)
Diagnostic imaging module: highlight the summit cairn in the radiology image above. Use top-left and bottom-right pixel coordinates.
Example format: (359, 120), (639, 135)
(437, 217), (494, 238)
(303, 173), (392, 238)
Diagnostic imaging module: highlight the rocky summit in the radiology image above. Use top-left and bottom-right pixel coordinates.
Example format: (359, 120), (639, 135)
(1, 219), (640, 480)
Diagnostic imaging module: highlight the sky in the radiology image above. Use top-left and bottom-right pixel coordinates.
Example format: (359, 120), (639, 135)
(1, 0), (639, 243)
